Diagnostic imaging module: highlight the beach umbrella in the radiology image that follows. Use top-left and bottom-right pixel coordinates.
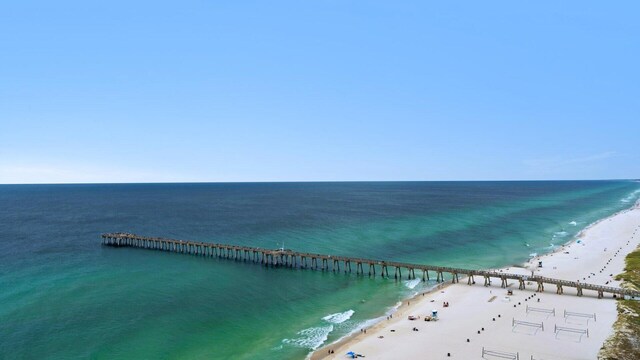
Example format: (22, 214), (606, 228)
(346, 351), (355, 355)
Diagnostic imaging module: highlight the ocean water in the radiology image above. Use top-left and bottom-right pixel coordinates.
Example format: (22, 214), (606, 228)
(1, 181), (639, 359)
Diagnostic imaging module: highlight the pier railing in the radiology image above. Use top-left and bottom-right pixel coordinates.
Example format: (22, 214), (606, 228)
(101, 233), (640, 299)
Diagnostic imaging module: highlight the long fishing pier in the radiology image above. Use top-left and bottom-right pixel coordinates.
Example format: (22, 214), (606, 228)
(102, 233), (640, 299)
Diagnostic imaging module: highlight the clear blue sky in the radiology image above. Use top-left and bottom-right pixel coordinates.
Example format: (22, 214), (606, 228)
(1, 1), (638, 183)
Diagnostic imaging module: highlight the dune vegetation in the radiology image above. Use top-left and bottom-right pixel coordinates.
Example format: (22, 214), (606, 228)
(600, 246), (640, 360)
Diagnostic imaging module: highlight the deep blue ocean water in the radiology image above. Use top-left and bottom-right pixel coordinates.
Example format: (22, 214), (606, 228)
(1, 181), (639, 359)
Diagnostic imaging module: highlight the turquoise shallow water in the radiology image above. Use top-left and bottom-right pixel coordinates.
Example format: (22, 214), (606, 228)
(1, 181), (639, 359)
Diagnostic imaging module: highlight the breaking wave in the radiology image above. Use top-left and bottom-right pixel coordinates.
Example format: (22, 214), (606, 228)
(621, 189), (640, 203)
(282, 325), (334, 350)
(322, 310), (355, 324)
(553, 231), (568, 238)
(283, 309), (355, 351)
(404, 278), (421, 289)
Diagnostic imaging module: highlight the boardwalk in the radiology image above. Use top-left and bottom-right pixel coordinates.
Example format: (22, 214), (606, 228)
(102, 233), (640, 299)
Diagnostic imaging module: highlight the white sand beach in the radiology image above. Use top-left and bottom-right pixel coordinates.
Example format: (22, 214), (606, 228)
(312, 203), (640, 360)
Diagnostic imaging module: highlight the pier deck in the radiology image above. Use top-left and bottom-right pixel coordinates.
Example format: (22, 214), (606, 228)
(101, 233), (640, 299)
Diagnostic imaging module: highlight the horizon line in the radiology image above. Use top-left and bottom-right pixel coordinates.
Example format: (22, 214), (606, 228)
(0, 178), (637, 186)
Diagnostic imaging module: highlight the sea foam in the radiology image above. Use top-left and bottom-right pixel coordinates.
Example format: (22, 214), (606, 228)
(404, 278), (421, 289)
(283, 310), (355, 351)
(322, 310), (355, 324)
(282, 325), (334, 350)
(621, 189), (640, 203)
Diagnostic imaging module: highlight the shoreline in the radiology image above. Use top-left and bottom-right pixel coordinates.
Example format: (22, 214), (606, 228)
(310, 281), (455, 360)
(309, 281), (454, 360)
(311, 199), (640, 360)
